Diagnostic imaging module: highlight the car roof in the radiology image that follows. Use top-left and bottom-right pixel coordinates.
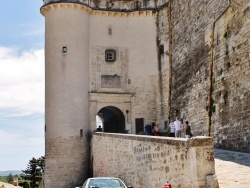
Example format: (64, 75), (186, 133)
(88, 177), (120, 180)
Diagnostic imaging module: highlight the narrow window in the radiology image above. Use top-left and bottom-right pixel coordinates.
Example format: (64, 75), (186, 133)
(127, 79), (131, 84)
(80, 129), (83, 137)
(159, 45), (164, 55)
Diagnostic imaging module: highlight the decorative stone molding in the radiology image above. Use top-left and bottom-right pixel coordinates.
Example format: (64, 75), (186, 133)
(40, 2), (155, 17)
(89, 92), (133, 103)
(40, 3), (92, 15)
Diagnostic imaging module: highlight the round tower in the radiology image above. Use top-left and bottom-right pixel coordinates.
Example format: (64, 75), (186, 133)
(41, 1), (90, 187)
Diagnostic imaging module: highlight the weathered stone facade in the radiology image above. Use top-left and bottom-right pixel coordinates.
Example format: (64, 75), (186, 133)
(155, 0), (249, 152)
(211, 0), (250, 152)
(92, 133), (216, 188)
(41, 0), (249, 187)
(44, 137), (89, 187)
(162, 0), (250, 152)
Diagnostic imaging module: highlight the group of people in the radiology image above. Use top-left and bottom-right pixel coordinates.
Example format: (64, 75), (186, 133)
(145, 116), (192, 138)
(145, 123), (160, 136)
(169, 116), (192, 138)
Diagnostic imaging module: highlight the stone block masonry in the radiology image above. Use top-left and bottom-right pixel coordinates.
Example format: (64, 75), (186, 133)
(92, 133), (216, 188)
(211, 0), (250, 152)
(157, 0), (250, 152)
(44, 136), (90, 187)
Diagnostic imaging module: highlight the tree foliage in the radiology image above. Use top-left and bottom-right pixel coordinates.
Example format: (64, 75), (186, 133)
(21, 156), (44, 188)
(6, 173), (13, 183)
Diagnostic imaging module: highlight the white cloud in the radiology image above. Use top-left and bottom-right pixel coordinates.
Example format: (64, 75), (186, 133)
(0, 129), (44, 154)
(0, 129), (45, 170)
(0, 46), (45, 116)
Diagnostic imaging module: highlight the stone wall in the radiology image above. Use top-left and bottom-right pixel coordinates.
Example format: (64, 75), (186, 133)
(156, 0), (250, 152)
(170, 0), (229, 135)
(156, 4), (170, 126)
(211, 0), (250, 152)
(45, 137), (90, 187)
(92, 133), (216, 188)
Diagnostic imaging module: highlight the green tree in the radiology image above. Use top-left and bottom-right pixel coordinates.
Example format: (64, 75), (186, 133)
(37, 156), (45, 173)
(19, 180), (30, 188)
(6, 173), (13, 183)
(21, 157), (44, 188)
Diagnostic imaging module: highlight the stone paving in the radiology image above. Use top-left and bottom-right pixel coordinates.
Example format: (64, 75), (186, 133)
(215, 149), (250, 188)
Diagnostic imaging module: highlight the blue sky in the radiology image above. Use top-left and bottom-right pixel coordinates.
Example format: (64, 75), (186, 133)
(0, 0), (45, 171)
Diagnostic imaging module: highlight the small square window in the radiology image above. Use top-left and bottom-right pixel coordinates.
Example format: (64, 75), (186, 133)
(105, 49), (116, 62)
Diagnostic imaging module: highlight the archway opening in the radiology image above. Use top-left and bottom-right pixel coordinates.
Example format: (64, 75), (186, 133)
(96, 114), (103, 129)
(97, 106), (125, 133)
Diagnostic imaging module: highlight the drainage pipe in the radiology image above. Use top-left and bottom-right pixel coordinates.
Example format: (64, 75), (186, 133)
(167, 0), (173, 121)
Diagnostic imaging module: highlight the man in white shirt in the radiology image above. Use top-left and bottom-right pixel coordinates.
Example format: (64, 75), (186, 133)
(169, 121), (175, 137)
(174, 116), (181, 137)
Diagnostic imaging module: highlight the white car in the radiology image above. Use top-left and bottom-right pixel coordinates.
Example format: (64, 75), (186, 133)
(76, 177), (133, 188)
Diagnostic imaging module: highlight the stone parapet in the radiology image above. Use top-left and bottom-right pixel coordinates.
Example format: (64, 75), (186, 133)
(92, 133), (216, 188)
(42, 0), (162, 11)
(41, 2), (156, 17)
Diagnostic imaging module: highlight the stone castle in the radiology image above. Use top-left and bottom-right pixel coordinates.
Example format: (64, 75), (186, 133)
(40, 0), (249, 187)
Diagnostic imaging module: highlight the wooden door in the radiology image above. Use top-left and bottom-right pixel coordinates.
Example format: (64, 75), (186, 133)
(135, 118), (144, 134)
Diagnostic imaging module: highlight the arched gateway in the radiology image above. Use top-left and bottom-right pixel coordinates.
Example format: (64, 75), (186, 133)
(98, 106), (126, 133)
(89, 93), (133, 134)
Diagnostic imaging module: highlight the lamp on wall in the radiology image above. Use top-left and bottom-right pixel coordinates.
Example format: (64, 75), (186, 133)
(62, 46), (67, 54)
(126, 110), (129, 123)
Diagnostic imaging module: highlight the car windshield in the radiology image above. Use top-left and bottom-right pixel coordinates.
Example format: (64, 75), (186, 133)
(88, 179), (126, 188)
